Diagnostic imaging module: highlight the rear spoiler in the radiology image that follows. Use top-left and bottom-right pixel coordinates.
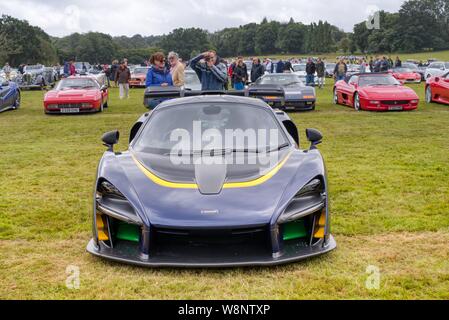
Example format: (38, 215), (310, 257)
(143, 86), (285, 106)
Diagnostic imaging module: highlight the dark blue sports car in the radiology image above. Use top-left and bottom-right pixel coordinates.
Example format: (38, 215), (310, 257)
(0, 76), (21, 113)
(87, 93), (336, 267)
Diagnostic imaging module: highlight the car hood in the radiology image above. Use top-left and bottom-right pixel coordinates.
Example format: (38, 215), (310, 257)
(45, 89), (100, 99)
(394, 72), (419, 78)
(359, 85), (418, 99)
(101, 150), (325, 228)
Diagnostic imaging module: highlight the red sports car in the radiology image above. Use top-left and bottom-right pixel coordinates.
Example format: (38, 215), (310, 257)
(129, 66), (150, 88)
(425, 72), (449, 105)
(44, 76), (108, 114)
(333, 73), (419, 111)
(389, 67), (421, 83)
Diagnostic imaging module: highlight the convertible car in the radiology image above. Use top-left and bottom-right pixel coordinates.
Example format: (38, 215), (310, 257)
(333, 73), (419, 111)
(425, 72), (449, 105)
(87, 93), (335, 267)
(251, 73), (316, 111)
(130, 66), (151, 88)
(0, 76), (21, 113)
(43, 76), (108, 114)
(390, 67), (421, 83)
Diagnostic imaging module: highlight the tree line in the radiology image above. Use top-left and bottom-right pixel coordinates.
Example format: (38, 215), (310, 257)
(0, 0), (448, 66)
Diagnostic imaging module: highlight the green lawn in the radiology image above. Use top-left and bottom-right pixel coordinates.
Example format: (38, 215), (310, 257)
(0, 80), (448, 299)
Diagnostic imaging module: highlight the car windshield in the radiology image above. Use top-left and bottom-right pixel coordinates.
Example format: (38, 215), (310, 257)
(257, 75), (304, 86)
(133, 67), (149, 74)
(394, 68), (413, 73)
(56, 78), (99, 90)
(185, 72), (200, 85)
(402, 63), (417, 70)
(133, 103), (288, 155)
(74, 62), (89, 70)
(358, 75), (400, 86)
(292, 64), (306, 72)
(445, 63), (449, 68)
(26, 65), (42, 70)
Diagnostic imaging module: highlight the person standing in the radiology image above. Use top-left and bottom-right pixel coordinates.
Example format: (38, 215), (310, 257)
(115, 61), (131, 99)
(69, 60), (76, 76)
(334, 59), (347, 81)
(250, 58), (265, 83)
(380, 56), (389, 72)
(232, 58), (247, 90)
(190, 50), (228, 91)
(305, 58), (316, 86)
(146, 52), (173, 87)
(168, 51), (185, 87)
(110, 60), (119, 87)
(315, 58), (325, 89)
(395, 56), (402, 68)
(276, 60), (284, 74)
(3, 63), (11, 80)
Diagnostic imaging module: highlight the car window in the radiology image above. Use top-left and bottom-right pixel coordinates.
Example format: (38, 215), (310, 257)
(258, 75), (303, 86)
(56, 78), (99, 90)
(133, 103), (289, 155)
(445, 63), (449, 69)
(348, 76), (358, 85)
(358, 75), (400, 86)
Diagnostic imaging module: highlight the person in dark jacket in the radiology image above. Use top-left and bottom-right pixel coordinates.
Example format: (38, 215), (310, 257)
(110, 60), (119, 87)
(334, 59), (348, 81)
(283, 61), (294, 73)
(315, 58), (325, 88)
(250, 58), (265, 83)
(395, 56), (402, 68)
(305, 58), (316, 86)
(232, 58), (247, 90)
(380, 56), (389, 72)
(276, 60), (285, 73)
(190, 50), (228, 91)
(115, 61), (131, 99)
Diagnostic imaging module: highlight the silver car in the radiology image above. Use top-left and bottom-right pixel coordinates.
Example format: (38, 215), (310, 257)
(425, 61), (449, 79)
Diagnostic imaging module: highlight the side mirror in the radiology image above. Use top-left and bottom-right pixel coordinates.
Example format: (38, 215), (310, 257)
(100, 85), (108, 91)
(102, 130), (119, 151)
(435, 77), (440, 82)
(306, 128), (323, 150)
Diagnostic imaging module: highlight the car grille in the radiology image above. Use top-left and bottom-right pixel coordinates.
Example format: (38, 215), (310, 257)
(381, 100), (409, 105)
(152, 225), (271, 258)
(58, 103), (82, 108)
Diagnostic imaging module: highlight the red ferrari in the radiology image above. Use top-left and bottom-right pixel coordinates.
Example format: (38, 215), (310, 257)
(129, 66), (150, 88)
(44, 76), (108, 114)
(389, 67), (421, 83)
(425, 72), (449, 105)
(333, 73), (419, 111)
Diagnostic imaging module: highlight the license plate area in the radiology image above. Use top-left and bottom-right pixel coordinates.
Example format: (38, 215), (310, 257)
(60, 108), (80, 113)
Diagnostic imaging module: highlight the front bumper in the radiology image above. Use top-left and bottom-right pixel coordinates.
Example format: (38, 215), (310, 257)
(283, 99), (316, 111)
(86, 235), (336, 267)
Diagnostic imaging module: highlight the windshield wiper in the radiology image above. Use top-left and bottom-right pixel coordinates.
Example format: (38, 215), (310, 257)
(266, 143), (290, 153)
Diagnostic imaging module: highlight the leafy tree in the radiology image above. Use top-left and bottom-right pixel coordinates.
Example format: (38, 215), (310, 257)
(160, 28), (213, 60)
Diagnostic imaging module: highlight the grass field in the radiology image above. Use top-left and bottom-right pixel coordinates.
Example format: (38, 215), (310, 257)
(0, 79), (448, 299)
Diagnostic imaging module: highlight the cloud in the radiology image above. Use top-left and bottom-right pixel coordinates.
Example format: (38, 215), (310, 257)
(0, 0), (406, 37)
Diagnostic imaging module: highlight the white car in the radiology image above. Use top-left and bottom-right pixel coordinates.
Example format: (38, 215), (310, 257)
(425, 61), (449, 79)
(291, 63), (322, 86)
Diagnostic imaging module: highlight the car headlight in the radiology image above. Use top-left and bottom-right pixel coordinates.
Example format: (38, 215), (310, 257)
(47, 104), (58, 109)
(278, 178), (325, 224)
(81, 102), (93, 108)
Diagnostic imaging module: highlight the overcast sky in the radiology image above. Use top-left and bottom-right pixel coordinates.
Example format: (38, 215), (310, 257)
(0, 0), (406, 37)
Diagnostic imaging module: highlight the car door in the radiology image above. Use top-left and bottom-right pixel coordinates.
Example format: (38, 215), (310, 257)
(339, 75), (357, 106)
(0, 85), (9, 111)
(441, 73), (449, 103)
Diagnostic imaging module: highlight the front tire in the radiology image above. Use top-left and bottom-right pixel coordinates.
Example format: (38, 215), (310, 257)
(425, 86), (433, 103)
(353, 93), (361, 111)
(13, 91), (21, 109)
